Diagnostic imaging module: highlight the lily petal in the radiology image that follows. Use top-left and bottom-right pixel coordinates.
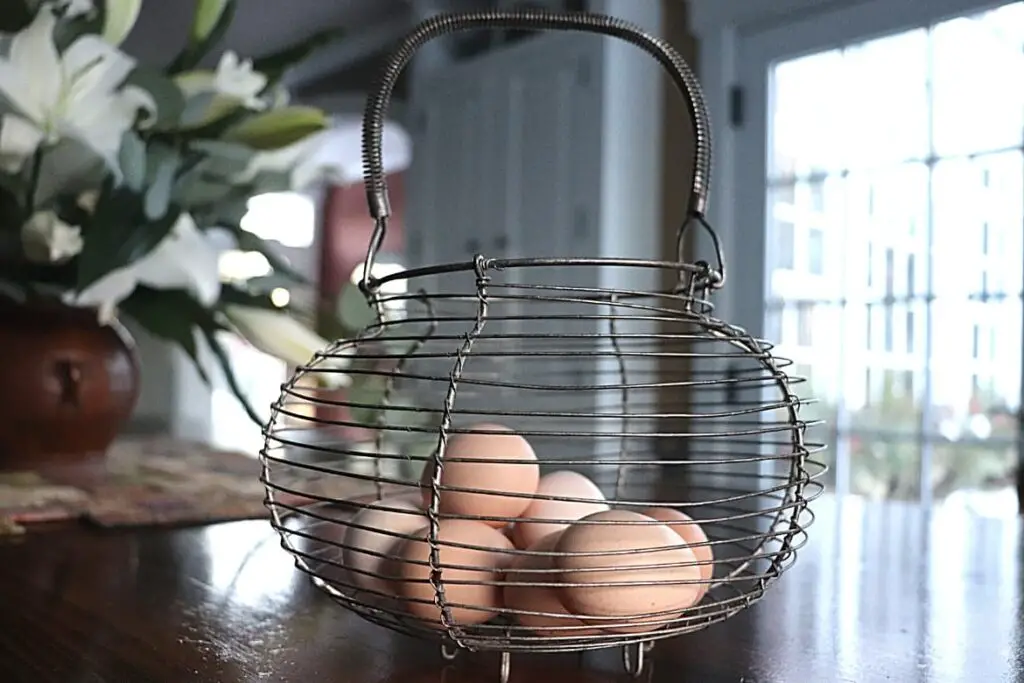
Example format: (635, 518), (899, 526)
(134, 214), (221, 306)
(73, 214), (221, 315)
(214, 51), (267, 110)
(60, 84), (154, 177)
(0, 8), (62, 124)
(223, 305), (348, 383)
(0, 113), (44, 172)
(119, 84), (158, 129)
(74, 262), (142, 312)
(63, 34), (137, 105)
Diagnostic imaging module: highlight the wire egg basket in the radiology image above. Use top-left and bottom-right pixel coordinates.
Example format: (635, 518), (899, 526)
(261, 9), (826, 682)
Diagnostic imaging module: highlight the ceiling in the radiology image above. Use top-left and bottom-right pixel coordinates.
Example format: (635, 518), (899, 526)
(121, 0), (510, 98)
(119, 0), (572, 180)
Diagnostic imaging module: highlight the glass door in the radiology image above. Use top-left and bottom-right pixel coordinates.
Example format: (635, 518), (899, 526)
(735, 0), (1024, 513)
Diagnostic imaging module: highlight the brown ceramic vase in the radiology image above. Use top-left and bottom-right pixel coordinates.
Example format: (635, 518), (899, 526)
(0, 297), (140, 470)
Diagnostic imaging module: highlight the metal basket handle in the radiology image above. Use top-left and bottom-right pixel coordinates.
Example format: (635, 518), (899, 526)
(359, 9), (715, 291)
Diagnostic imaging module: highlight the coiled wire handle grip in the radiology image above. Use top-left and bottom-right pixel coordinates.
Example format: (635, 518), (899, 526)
(359, 9), (716, 292)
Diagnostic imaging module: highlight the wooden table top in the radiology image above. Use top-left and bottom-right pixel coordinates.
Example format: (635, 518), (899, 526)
(1, 495), (1020, 683)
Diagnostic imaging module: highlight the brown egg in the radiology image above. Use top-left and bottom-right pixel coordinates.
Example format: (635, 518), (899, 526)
(391, 519), (514, 626)
(641, 507), (714, 602)
(511, 470), (609, 550)
(420, 423), (539, 527)
(502, 532), (601, 637)
(555, 510), (702, 633)
(342, 497), (429, 595)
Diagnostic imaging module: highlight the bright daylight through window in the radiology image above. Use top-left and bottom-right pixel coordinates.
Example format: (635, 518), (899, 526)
(764, 2), (1024, 512)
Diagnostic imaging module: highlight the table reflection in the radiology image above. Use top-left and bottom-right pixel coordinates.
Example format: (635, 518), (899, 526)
(199, 521), (297, 607)
(755, 497), (1022, 682)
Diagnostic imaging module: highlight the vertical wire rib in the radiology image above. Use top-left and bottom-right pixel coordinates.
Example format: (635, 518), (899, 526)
(426, 256), (493, 649)
(609, 293), (632, 499)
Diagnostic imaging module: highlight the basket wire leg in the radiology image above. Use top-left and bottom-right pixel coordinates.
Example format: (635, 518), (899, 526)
(622, 640), (654, 677)
(499, 651), (511, 683)
(440, 642), (460, 661)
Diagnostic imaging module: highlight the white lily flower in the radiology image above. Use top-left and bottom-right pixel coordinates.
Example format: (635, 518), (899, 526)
(223, 304), (353, 387)
(21, 210), (83, 263)
(214, 51), (268, 110)
(72, 213), (221, 323)
(0, 7), (156, 174)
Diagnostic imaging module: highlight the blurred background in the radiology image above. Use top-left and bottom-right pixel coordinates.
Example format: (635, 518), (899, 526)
(127, 0), (1024, 517)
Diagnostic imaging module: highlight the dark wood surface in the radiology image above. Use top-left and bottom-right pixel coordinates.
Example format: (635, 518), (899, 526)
(1, 495), (1020, 683)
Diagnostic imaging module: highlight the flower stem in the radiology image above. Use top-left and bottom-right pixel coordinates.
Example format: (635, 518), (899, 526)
(25, 147), (44, 216)
(202, 326), (267, 427)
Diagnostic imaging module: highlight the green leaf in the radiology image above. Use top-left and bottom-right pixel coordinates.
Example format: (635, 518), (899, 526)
(347, 375), (388, 426)
(173, 168), (235, 208)
(201, 323), (266, 426)
(178, 107), (251, 142)
(144, 146), (181, 220)
(122, 284), (266, 426)
(231, 225), (309, 284)
(178, 92), (219, 128)
(126, 67), (186, 129)
(75, 179), (182, 289)
(118, 132), (147, 192)
(222, 106), (328, 150)
(177, 92), (244, 131)
(101, 0), (142, 44)
(120, 286), (209, 383)
(253, 28), (346, 86)
(337, 281), (376, 330)
(31, 139), (106, 208)
(169, 0), (237, 73)
(346, 375), (429, 429)
(248, 170), (294, 195)
(187, 140), (254, 177)
(0, 174), (28, 219)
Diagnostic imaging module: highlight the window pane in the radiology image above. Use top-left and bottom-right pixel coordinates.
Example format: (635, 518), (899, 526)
(767, 176), (846, 301)
(767, 184), (797, 273)
(844, 163), (929, 303)
(770, 50), (847, 177)
(929, 297), (1022, 438)
(933, 152), (1024, 299)
(842, 29), (930, 170)
(846, 434), (921, 501)
(766, 302), (843, 484)
(807, 228), (825, 275)
(848, 356), (923, 437)
(931, 4), (1024, 156)
(932, 443), (1017, 514)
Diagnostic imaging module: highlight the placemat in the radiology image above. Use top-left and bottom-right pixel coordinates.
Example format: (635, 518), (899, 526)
(0, 437), (374, 535)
